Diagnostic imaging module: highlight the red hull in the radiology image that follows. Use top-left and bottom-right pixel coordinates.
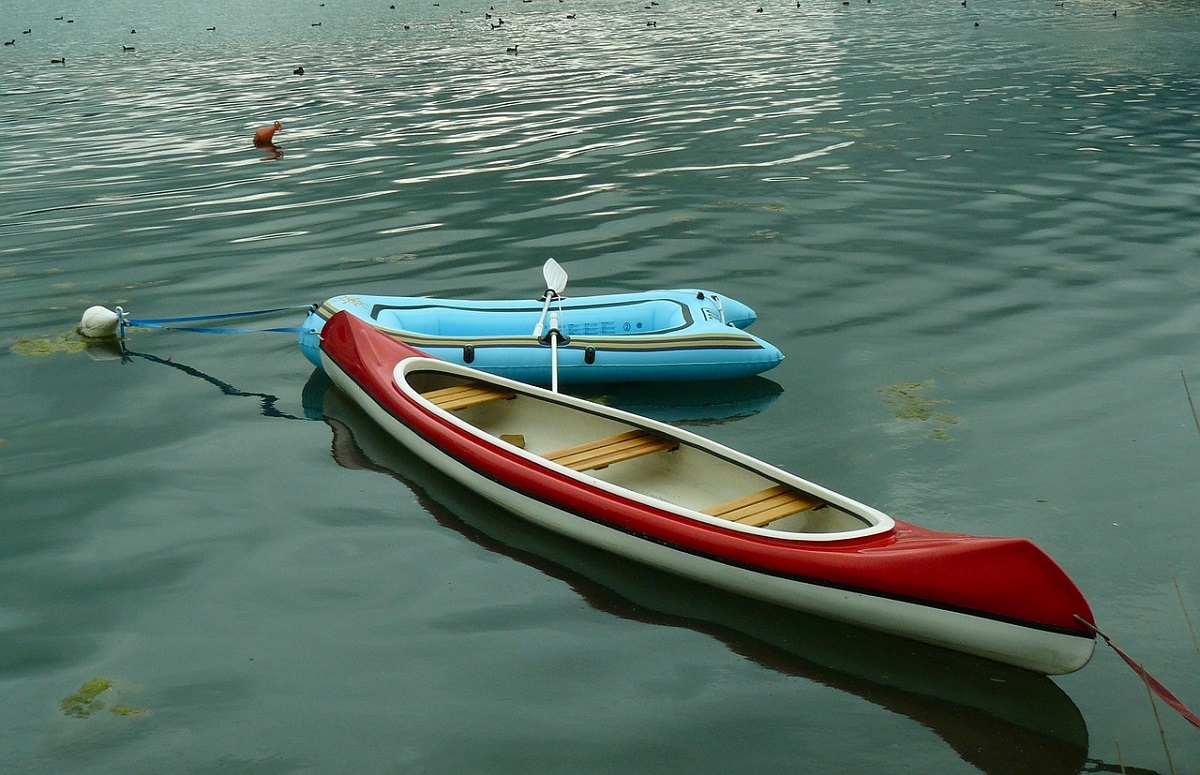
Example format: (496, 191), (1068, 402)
(320, 310), (1095, 668)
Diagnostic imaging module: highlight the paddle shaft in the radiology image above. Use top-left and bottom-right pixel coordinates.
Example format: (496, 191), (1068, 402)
(549, 312), (560, 392)
(535, 258), (569, 392)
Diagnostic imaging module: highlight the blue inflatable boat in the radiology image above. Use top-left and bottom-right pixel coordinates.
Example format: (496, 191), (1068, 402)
(298, 290), (783, 384)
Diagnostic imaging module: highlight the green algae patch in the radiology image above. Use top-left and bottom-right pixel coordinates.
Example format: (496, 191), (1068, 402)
(11, 331), (89, 357)
(109, 705), (148, 717)
(59, 678), (148, 719)
(879, 381), (957, 440)
(59, 678), (113, 719)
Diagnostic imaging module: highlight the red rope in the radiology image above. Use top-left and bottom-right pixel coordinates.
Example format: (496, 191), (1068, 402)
(1076, 616), (1200, 732)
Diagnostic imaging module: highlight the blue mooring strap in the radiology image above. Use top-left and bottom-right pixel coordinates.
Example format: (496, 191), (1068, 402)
(118, 305), (314, 337)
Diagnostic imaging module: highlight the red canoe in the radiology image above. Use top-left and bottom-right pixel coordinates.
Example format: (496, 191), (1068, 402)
(319, 310), (1096, 674)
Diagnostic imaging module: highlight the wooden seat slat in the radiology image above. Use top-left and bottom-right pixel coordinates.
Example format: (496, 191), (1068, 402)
(703, 484), (823, 527)
(421, 382), (516, 411)
(546, 429), (678, 471)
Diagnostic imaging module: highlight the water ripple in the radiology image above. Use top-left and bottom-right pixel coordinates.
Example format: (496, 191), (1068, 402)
(4, 4), (1200, 771)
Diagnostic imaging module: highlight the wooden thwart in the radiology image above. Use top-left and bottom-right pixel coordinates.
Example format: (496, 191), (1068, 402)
(546, 429), (678, 471)
(422, 382), (516, 411)
(703, 484), (823, 527)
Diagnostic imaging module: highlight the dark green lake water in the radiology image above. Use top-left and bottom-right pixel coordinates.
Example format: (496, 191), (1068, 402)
(2, 0), (1198, 771)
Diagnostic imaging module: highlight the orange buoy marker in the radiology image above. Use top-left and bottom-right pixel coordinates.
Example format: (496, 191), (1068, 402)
(253, 121), (282, 146)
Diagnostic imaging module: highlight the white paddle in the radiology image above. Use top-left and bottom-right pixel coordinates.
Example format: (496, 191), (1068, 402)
(532, 258), (569, 391)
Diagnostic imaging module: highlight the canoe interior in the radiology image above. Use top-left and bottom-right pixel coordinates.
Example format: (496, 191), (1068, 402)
(375, 299), (697, 338)
(407, 370), (871, 536)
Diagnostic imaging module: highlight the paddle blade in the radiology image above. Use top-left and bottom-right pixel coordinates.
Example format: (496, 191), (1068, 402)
(542, 258), (568, 296)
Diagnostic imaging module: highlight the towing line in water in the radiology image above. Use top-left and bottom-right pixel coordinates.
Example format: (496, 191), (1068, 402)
(78, 304), (311, 339)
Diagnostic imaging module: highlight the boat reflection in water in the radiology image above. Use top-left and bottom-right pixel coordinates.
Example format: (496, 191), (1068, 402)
(306, 370), (1094, 775)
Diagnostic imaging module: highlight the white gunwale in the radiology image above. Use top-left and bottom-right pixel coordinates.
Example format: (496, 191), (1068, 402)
(393, 356), (896, 544)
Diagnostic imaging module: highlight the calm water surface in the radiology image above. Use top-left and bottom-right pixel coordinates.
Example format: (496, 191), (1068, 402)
(2, 0), (1198, 772)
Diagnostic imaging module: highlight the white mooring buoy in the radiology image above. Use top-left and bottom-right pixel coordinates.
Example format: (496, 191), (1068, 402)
(78, 306), (121, 338)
